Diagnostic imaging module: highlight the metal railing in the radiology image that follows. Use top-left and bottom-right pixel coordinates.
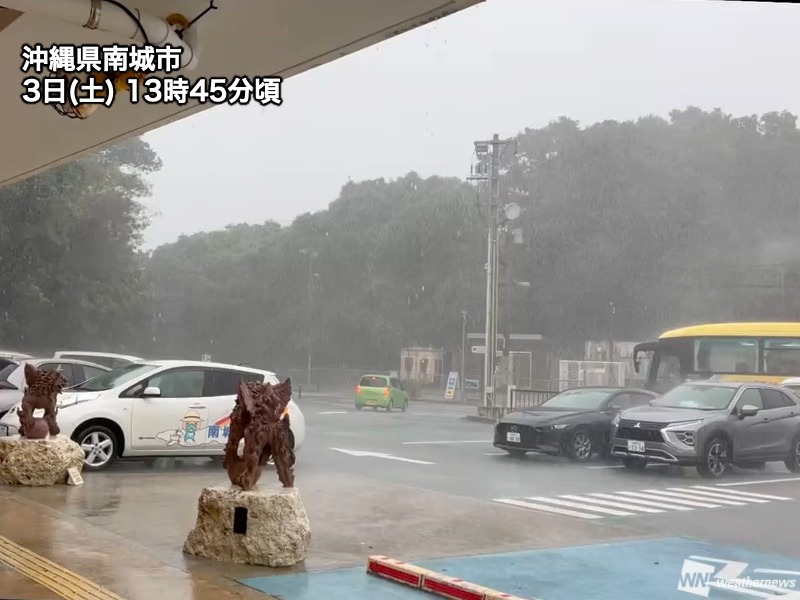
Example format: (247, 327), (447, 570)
(508, 388), (559, 410)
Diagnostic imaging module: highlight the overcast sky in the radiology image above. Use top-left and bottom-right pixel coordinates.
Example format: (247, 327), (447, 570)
(140, 0), (800, 248)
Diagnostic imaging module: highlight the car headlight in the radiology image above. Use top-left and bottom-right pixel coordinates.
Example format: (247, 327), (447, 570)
(611, 414), (620, 427)
(552, 424), (568, 430)
(663, 420), (703, 447)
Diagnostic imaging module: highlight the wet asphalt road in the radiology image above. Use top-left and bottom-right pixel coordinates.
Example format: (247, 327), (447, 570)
(295, 393), (800, 559)
(7, 392), (800, 581)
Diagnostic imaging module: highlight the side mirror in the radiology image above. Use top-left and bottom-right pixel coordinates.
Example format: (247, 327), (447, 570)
(738, 404), (759, 419)
(143, 386), (162, 398)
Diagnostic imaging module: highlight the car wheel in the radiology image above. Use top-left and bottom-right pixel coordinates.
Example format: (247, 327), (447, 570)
(75, 425), (118, 471)
(697, 436), (730, 478)
(401, 400), (408, 412)
(388, 400), (394, 412)
(355, 403), (363, 411)
(784, 435), (800, 473)
(505, 448), (526, 457)
(623, 456), (647, 470)
(567, 429), (593, 462)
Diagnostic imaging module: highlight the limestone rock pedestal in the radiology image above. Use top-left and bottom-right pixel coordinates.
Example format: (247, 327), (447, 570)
(183, 485), (311, 567)
(0, 435), (85, 486)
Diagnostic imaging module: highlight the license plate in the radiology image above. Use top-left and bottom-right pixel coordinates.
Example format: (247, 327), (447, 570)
(366, 400), (376, 405)
(506, 431), (521, 443)
(0, 425), (8, 436)
(627, 440), (645, 453)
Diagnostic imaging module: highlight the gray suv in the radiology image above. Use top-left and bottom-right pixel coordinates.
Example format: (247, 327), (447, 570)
(610, 381), (800, 478)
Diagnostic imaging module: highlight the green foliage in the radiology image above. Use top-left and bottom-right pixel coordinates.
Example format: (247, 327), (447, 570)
(0, 137), (160, 353)
(5, 107), (800, 369)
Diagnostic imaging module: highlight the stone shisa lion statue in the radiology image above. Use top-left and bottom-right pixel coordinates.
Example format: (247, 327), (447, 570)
(223, 377), (294, 490)
(183, 375), (310, 567)
(0, 363), (84, 486)
(17, 363), (68, 439)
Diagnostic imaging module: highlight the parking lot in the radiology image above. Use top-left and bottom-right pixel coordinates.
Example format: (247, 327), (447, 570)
(4, 393), (800, 599)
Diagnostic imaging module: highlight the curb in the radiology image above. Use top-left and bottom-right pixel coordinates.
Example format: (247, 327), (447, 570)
(367, 555), (533, 600)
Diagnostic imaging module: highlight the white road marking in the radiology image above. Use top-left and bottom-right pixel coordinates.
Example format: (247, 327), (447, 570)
(585, 465), (625, 469)
(590, 492), (694, 511)
(525, 496), (634, 516)
(493, 498), (603, 519)
(697, 485), (793, 501)
(614, 490), (721, 508)
(643, 488), (746, 506)
(318, 411), (348, 415)
(485, 452), (508, 456)
(330, 448), (434, 465)
(402, 440), (489, 445)
(494, 482), (793, 520)
(560, 494), (664, 513)
(671, 487), (769, 503)
(717, 477), (800, 487)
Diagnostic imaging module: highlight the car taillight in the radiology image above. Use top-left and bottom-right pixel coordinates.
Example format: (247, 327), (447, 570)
(383, 387), (390, 397)
(356, 385), (362, 394)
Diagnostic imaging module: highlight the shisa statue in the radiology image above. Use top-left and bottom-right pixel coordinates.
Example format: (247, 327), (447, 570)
(223, 377), (295, 490)
(17, 364), (68, 439)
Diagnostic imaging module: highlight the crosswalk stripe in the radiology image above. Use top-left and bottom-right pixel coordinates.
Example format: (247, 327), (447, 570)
(589, 492), (694, 511)
(526, 496), (635, 516)
(493, 498), (603, 519)
(493, 483), (796, 520)
(640, 489), (745, 506)
(614, 490), (721, 508)
(669, 487), (769, 503)
(560, 494), (664, 513)
(644, 490), (746, 506)
(697, 485), (793, 501)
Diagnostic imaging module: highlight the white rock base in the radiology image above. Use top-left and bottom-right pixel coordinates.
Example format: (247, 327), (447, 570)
(0, 435), (85, 486)
(183, 485), (311, 567)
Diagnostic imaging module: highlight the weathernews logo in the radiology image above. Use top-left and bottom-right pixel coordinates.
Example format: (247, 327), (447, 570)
(678, 556), (800, 598)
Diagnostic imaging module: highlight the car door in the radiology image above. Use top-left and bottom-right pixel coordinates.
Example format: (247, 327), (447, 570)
(729, 388), (767, 459)
(390, 378), (406, 405)
(203, 369), (264, 451)
(758, 388), (799, 457)
(129, 367), (208, 451)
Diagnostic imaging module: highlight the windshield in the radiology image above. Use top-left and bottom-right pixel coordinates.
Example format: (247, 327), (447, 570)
(651, 384), (736, 410)
(359, 375), (388, 388)
(70, 363), (159, 392)
(541, 389), (612, 410)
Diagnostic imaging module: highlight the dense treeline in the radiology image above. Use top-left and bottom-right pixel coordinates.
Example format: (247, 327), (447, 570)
(2, 107), (800, 369)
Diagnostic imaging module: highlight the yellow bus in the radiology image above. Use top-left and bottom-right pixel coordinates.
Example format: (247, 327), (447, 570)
(633, 322), (800, 393)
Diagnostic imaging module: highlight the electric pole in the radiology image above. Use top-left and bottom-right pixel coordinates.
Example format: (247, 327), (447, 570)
(469, 133), (514, 409)
(460, 310), (468, 397)
(300, 248), (317, 387)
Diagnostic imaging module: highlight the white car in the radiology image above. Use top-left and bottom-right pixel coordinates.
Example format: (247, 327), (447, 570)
(53, 351), (144, 370)
(0, 360), (305, 472)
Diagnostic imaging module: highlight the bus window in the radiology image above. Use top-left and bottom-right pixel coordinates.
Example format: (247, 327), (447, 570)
(694, 338), (757, 373)
(653, 353), (683, 392)
(764, 339), (800, 376)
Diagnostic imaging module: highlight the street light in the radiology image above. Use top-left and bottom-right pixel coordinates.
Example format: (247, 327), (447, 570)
(300, 249), (318, 387)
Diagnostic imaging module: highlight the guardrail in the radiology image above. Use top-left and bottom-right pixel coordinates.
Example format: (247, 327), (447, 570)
(508, 387), (558, 410)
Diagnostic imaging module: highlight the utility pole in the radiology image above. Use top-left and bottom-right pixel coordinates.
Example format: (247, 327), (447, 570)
(300, 249), (317, 387)
(469, 133), (514, 409)
(460, 310), (468, 396)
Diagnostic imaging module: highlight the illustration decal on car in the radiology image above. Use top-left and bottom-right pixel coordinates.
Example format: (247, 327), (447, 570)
(153, 412), (231, 447)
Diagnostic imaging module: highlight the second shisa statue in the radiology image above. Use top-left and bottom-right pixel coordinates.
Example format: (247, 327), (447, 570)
(222, 377), (295, 490)
(17, 364), (68, 439)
